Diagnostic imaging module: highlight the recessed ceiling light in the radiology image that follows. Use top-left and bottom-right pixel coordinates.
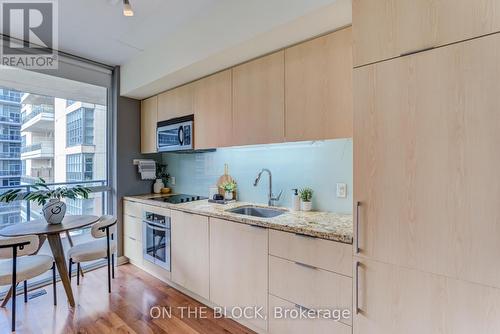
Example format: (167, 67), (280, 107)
(123, 0), (134, 16)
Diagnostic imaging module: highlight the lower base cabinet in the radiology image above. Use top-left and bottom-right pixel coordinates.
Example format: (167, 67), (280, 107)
(171, 210), (210, 300)
(269, 294), (352, 334)
(354, 257), (500, 334)
(123, 215), (142, 264)
(209, 218), (268, 331)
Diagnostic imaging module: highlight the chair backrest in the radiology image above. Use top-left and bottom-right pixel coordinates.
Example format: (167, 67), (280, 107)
(0, 235), (39, 259)
(91, 215), (117, 239)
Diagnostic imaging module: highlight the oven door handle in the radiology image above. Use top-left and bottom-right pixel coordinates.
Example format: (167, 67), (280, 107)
(143, 220), (167, 231)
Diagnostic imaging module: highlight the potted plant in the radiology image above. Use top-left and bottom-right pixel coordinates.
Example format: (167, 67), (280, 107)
(0, 178), (91, 225)
(220, 180), (237, 201)
(154, 163), (170, 194)
(299, 187), (313, 211)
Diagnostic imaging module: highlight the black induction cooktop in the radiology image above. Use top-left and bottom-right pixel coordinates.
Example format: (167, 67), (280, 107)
(148, 194), (207, 204)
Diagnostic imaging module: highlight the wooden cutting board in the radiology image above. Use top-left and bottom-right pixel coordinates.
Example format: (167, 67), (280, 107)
(216, 163), (234, 195)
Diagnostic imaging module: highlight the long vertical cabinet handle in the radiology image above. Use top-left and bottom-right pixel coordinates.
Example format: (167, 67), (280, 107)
(356, 201), (361, 254)
(355, 261), (361, 314)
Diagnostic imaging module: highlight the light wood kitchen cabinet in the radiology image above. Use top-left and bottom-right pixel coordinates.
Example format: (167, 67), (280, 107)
(269, 229), (351, 276)
(171, 210), (209, 300)
(353, 0), (500, 67)
(193, 70), (232, 149)
(140, 96), (158, 153)
(210, 218), (268, 331)
(354, 33), (500, 289)
(269, 256), (352, 326)
(232, 51), (285, 146)
(268, 294), (351, 334)
(157, 83), (194, 122)
(123, 215), (142, 264)
(285, 27), (352, 141)
(353, 257), (500, 334)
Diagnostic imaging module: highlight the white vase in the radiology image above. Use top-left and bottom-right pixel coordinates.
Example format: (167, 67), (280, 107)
(301, 200), (312, 212)
(42, 199), (66, 225)
(153, 179), (164, 194)
(225, 191), (233, 200)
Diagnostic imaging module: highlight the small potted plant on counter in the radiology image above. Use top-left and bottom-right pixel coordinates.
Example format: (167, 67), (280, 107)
(221, 180), (237, 201)
(0, 178), (91, 225)
(154, 163), (170, 194)
(299, 187), (313, 211)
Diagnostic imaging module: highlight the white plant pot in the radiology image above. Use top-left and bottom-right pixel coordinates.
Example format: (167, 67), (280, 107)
(225, 191), (233, 200)
(153, 179), (164, 194)
(42, 199), (67, 225)
(301, 200), (312, 212)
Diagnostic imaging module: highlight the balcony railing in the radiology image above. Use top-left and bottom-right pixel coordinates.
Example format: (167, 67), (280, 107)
(0, 94), (21, 103)
(0, 170), (21, 176)
(21, 105), (54, 123)
(21, 143), (42, 153)
(0, 180), (108, 223)
(0, 114), (21, 124)
(0, 152), (20, 159)
(0, 134), (21, 141)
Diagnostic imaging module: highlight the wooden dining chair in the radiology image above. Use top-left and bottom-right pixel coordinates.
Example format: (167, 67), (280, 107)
(0, 235), (57, 332)
(67, 215), (117, 293)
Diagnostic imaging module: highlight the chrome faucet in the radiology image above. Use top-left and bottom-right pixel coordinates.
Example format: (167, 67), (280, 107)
(253, 168), (282, 206)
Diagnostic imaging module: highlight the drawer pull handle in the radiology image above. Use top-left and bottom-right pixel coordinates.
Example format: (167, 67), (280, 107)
(128, 236), (136, 241)
(400, 46), (434, 57)
(294, 303), (314, 314)
(249, 224), (267, 230)
(294, 233), (316, 239)
(294, 261), (317, 270)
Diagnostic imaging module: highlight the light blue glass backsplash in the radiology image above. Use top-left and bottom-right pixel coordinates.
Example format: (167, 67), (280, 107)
(162, 139), (353, 213)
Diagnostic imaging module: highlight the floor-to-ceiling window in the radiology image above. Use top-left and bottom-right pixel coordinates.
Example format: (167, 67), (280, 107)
(0, 61), (113, 291)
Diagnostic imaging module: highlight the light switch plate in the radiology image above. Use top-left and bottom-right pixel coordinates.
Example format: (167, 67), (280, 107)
(336, 183), (347, 198)
(170, 176), (176, 185)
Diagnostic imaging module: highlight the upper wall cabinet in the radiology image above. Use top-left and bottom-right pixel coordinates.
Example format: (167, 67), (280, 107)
(140, 96), (157, 154)
(285, 27), (353, 142)
(193, 70), (232, 150)
(232, 51), (285, 146)
(157, 83), (194, 122)
(353, 0), (500, 67)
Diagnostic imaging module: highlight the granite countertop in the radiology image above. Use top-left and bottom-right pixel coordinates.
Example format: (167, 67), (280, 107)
(124, 194), (353, 244)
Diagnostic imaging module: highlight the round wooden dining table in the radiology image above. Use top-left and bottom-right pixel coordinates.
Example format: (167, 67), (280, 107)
(0, 215), (100, 307)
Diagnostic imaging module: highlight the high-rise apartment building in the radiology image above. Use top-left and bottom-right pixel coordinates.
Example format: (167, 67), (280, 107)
(0, 88), (22, 226)
(13, 92), (106, 224)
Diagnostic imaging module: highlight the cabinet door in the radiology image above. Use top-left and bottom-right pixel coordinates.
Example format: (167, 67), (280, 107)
(285, 27), (352, 141)
(353, 0), (500, 66)
(140, 96), (157, 153)
(354, 33), (500, 288)
(232, 51), (284, 146)
(157, 83), (194, 122)
(193, 70), (232, 149)
(353, 257), (500, 334)
(210, 218), (268, 331)
(124, 215), (142, 264)
(171, 210), (209, 299)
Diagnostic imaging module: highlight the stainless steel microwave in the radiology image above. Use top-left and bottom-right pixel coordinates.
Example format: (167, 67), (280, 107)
(157, 115), (193, 152)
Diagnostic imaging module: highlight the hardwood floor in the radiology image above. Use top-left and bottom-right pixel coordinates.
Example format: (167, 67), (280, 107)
(0, 264), (255, 334)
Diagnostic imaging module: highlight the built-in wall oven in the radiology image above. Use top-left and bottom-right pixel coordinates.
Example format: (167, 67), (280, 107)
(142, 210), (171, 271)
(157, 115), (193, 152)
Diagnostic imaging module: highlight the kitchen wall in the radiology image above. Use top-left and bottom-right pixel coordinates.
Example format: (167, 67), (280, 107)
(162, 138), (352, 213)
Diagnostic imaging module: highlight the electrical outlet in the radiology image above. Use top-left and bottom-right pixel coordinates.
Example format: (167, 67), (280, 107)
(336, 183), (347, 198)
(170, 176), (176, 185)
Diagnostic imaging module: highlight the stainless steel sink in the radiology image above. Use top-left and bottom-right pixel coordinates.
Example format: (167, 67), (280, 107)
(226, 205), (286, 218)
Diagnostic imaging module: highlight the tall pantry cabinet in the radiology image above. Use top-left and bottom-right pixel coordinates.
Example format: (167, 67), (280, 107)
(353, 1), (500, 333)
